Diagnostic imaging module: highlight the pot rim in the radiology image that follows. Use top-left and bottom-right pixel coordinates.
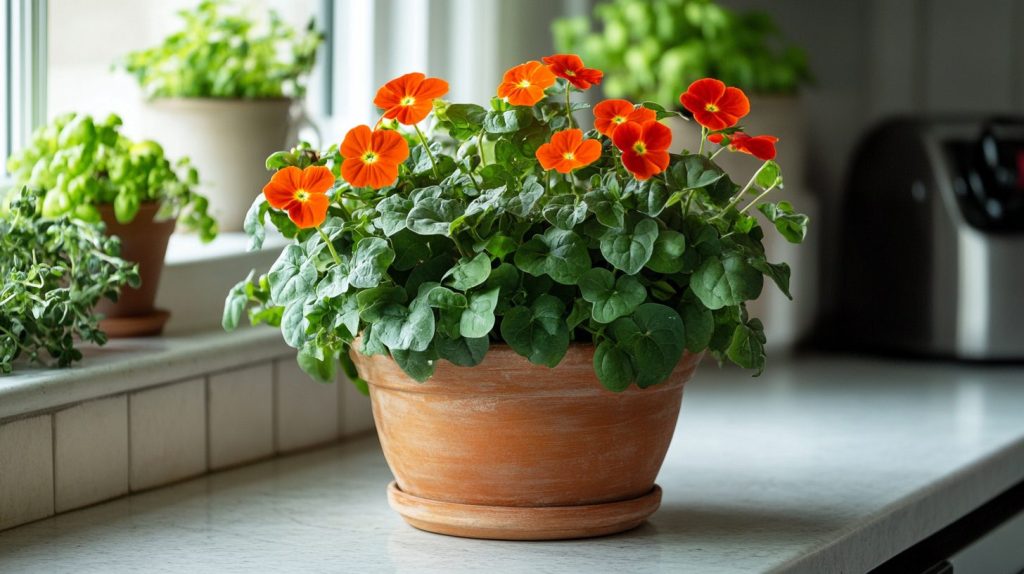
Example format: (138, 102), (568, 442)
(350, 340), (703, 397)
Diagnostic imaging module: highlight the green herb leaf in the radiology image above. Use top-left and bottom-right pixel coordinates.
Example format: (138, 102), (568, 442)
(445, 252), (492, 290)
(460, 287), (500, 338)
(515, 228), (591, 285)
(348, 238), (396, 289)
(500, 295), (570, 367)
(599, 216), (658, 275)
(578, 268), (647, 323)
(690, 253), (764, 310)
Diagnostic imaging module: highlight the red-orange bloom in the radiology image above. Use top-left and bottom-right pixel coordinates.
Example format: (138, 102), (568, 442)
(612, 120), (673, 181)
(263, 165), (335, 229)
(708, 132), (779, 161)
(373, 72), (449, 125)
(541, 54), (603, 90)
(680, 78), (750, 131)
(535, 129), (602, 173)
(593, 99), (657, 138)
(497, 61), (557, 106)
(340, 125), (410, 189)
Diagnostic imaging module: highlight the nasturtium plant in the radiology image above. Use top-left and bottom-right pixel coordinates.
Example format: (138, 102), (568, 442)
(225, 54), (808, 392)
(553, 0), (812, 106)
(5, 113), (216, 241)
(119, 0), (322, 99)
(0, 189), (140, 373)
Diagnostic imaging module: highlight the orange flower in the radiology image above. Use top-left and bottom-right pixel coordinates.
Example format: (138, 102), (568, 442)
(541, 54), (603, 90)
(680, 78), (750, 131)
(708, 132), (779, 161)
(497, 61), (557, 106)
(593, 99), (657, 138)
(612, 120), (673, 181)
(535, 129), (602, 173)
(373, 72), (449, 125)
(340, 125), (410, 189)
(263, 165), (335, 229)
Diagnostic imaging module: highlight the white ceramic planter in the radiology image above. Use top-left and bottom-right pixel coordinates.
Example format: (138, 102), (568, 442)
(136, 98), (295, 231)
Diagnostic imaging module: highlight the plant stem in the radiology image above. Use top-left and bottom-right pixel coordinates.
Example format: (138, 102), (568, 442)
(477, 131), (487, 166)
(414, 124), (439, 179)
(712, 161), (769, 220)
(317, 226), (343, 266)
(564, 87), (574, 129)
(737, 183), (778, 215)
(697, 126), (707, 156)
(709, 146), (726, 161)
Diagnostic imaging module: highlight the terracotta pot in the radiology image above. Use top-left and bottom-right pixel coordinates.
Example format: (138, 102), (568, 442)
(95, 202), (175, 337)
(135, 98), (295, 231)
(351, 343), (703, 540)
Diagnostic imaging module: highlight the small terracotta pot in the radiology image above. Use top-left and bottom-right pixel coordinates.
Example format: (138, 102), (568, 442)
(95, 202), (176, 337)
(351, 343), (702, 540)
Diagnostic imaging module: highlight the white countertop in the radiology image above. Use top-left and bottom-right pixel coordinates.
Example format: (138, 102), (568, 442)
(0, 354), (1022, 573)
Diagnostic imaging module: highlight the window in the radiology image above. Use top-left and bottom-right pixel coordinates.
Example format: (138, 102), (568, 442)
(2, 0), (47, 177)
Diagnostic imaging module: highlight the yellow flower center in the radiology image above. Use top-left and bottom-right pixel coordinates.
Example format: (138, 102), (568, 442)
(613, 116), (626, 124)
(562, 152), (575, 160)
(294, 189), (310, 202)
(400, 96), (416, 107)
(564, 69), (576, 77)
(705, 103), (719, 112)
(517, 79), (532, 89)
(361, 151), (378, 164)
(633, 142), (647, 155)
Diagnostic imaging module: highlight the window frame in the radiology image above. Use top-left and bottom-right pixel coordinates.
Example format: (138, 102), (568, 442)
(2, 0), (47, 179)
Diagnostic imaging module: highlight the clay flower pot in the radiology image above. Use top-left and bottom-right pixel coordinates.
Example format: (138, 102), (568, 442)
(351, 343), (702, 540)
(95, 202), (176, 337)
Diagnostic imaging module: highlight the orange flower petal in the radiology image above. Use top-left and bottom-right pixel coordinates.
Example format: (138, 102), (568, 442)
(593, 99), (635, 137)
(287, 192), (329, 229)
(574, 138), (602, 166)
(372, 130), (411, 164)
(300, 165), (336, 196)
(535, 142), (565, 171)
(341, 125), (373, 159)
(263, 166), (303, 210)
(641, 121), (672, 152)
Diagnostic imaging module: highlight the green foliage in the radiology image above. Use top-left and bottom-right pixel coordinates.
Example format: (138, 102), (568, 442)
(226, 80), (808, 391)
(119, 0), (322, 99)
(553, 0), (812, 105)
(5, 113), (216, 241)
(0, 189), (140, 373)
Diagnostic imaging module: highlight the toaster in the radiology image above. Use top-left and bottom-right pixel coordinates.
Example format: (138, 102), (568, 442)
(838, 117), (1024, 360)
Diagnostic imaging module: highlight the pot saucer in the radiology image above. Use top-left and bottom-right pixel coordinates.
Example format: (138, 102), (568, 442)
(99, 309), (171, 338)
(387, 481), (662, 541)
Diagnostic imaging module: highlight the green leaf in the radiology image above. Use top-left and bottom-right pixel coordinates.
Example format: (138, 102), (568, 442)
(757, 201), (808, 244)
(690, 253), (764, 310)
(584, 188), (625, 229)
(599, 216), (658, 275)
(391, 347), (438, 382)
(374, 295), (435, 352)
(222, 270), (254, 331)
(727, 319), (766, 374)
(749, 257), (792, 299)
(407, 195), (463, 236)
(460, 287), (500, 338)
(357, 285), (407, 321)
(269, 245), (317, 305)
(755, 161), (782, 190)
(593, 340), (635, 392)
(613, 303), (686, 387)
(483, 234), (518, 260)
(639, 101), (684, 120)
(280, 299), (309, 348)
(243, 197), (269, 251)
(316, 264), (350, 299)
(375, 194), (413, 236)
(680, 300), (714, 352)
(424, 284), (468, 309)
(436, 335), (489, 367)
(296, 346), (336, 383)
(500, 295), (570, 367)
(483, 108), (533, 133)
(543, 194), (588, 230)
(671, 154), (725, 190)
(578, 268), (647, 324)
(444, 103), (487, 130)
(514, 228), (590, 285)
(646, 228), (687, 274)
(506, 176), (544, 218)
(445, 252), (491, 290)
(348, 237), (395, 289)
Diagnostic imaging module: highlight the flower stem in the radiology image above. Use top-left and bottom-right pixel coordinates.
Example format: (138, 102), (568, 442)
(477, 131), (487, 166)
(414, 124), (439, 179)
(317, 226), (342, 266)
(698, 127), (707, 156)
(564, 87), (574, 129)
(737, 183), (778, 215)
(709, 146), (726, 161)
(712, 161), (769, 219)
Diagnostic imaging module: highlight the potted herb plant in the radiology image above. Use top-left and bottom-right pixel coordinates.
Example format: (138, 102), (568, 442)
(119, 0), (323, 231)
(6, 113), (215, 337)
(1, 188), (139, 373)
(225, 55), (808, 540)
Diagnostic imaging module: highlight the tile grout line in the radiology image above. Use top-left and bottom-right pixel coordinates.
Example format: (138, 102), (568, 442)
(204, 376), (212, 473)
(126, 393), (133, 492)
(50, 413), (56, 516)
(272, 360), (280, 454)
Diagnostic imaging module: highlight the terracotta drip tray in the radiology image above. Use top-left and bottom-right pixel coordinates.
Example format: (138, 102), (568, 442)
(387, 481), (662, 541)
(99, 309), (171, 338)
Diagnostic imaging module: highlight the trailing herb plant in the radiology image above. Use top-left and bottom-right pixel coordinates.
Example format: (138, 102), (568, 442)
(225, 55), (809, 391)
(119, 0), (322, 99)
(0, 188), (140, 373)
(5, 112), (217, 241)
(553, 0), (811, 106)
